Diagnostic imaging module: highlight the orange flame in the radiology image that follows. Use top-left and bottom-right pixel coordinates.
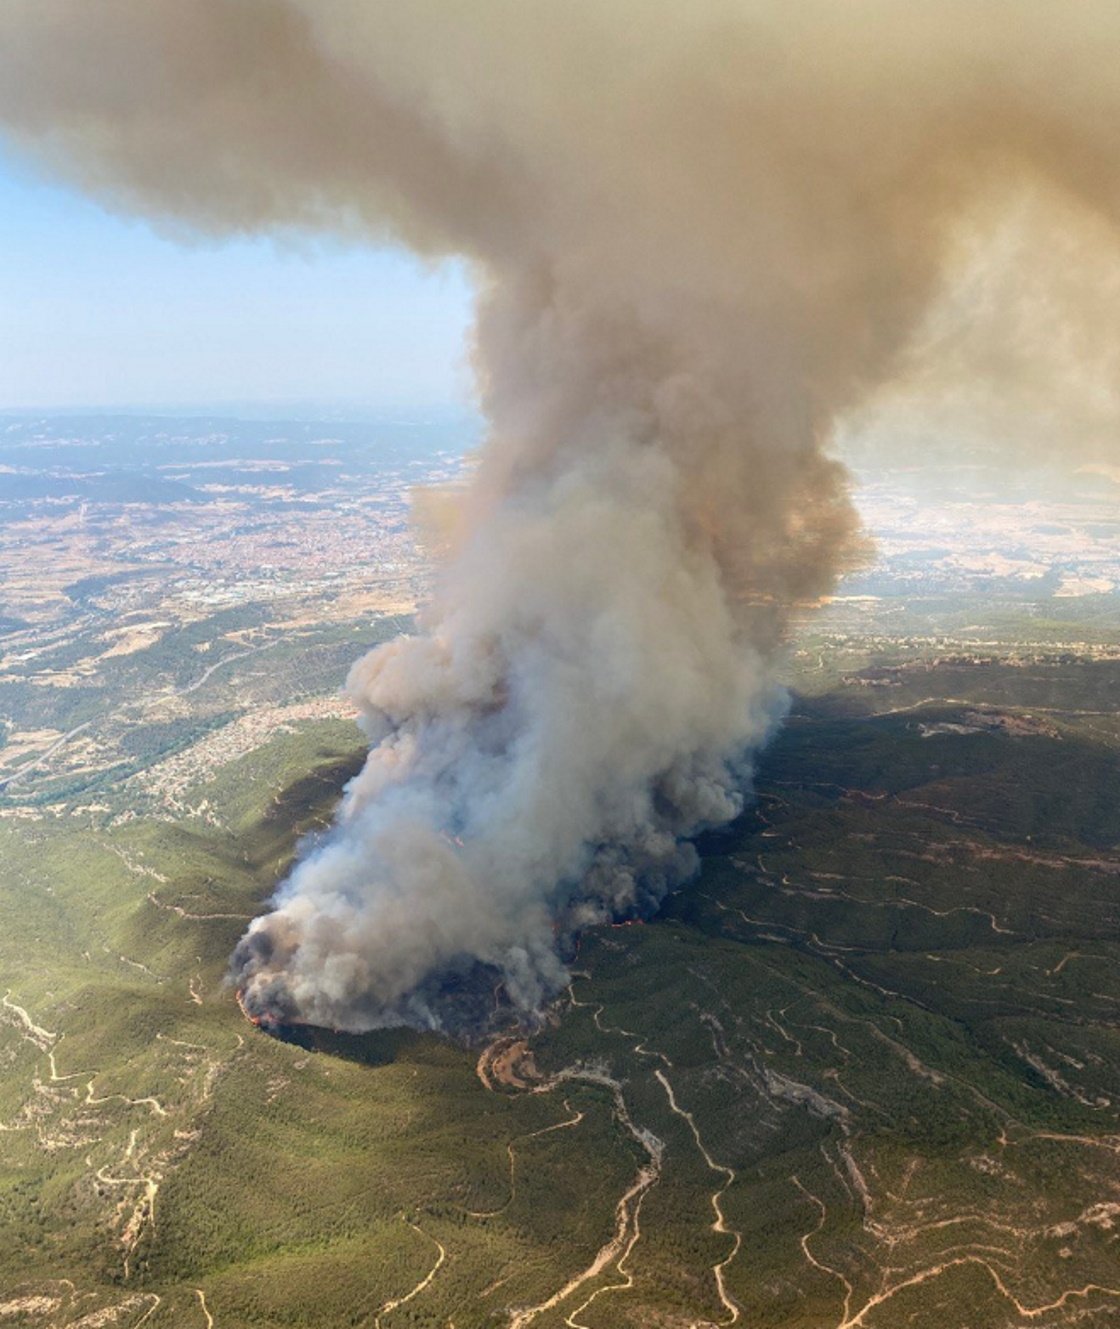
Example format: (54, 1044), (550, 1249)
(235, 988), (266, 1029)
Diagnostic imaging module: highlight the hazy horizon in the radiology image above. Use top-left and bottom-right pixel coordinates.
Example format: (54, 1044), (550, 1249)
(0, 147), (475, 412)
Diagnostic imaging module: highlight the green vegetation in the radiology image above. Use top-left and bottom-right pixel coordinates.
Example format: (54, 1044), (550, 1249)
(3, 651), (1120, 1326)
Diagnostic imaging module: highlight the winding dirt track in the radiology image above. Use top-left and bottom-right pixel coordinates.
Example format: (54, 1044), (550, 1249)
(194, 1287), (215, 1328)
(465, 1102), (585, 1220)
(507, 1146), (660, 1329)
(654, 1068), (741, 1325)
(373, 1218), (447, 1328)
(482, 979), (746, 1329)
(836, 1258), (1120, 1329)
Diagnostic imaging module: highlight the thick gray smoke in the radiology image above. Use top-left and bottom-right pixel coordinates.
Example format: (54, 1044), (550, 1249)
(4, 2), (1120, 1031)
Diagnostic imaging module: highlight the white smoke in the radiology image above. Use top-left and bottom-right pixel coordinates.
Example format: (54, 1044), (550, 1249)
(3, 1), (1120, 1030)
(237, 437), (785, 1029)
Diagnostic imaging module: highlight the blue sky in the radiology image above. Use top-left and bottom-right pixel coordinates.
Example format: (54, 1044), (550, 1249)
(0, 148), (475, 413)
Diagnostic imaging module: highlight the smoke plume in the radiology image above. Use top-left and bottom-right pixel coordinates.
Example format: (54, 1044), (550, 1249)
(4, 2), (1120, 1031)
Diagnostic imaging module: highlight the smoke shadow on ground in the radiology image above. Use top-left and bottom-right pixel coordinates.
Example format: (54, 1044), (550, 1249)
(255, 958), (529, 1059)
(690, 805), (770, 858)
(257, 753), (367, 834)
(262, 1020), (422, 1066)
(222, 749), (371, 897)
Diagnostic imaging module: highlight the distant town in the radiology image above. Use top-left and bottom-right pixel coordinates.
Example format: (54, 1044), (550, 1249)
(1, 413), (1117, 818)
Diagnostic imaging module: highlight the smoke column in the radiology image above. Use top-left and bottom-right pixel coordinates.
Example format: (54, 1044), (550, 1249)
(4, 2), (1120, 1030)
